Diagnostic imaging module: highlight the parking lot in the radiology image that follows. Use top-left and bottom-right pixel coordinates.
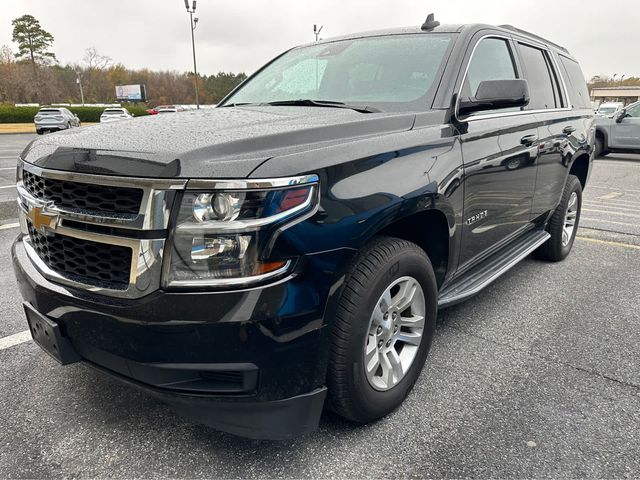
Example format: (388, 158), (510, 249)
(0, 133), (639, 477)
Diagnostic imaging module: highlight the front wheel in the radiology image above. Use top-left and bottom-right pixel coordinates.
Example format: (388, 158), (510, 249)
(536, 174), (582, 262)
(595, 136), (608, 157)
(327, 237), (437, 423)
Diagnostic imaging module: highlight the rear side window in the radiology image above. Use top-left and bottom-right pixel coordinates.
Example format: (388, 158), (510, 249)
(558, 55), (591, 109)
(517, 43), (560, 110)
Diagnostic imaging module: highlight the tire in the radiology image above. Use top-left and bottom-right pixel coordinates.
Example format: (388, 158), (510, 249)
(36, 129), (43, 135)
(536, 174), (582, 262)
(327, 236), (438, 423)
(595, 136), (608, 157)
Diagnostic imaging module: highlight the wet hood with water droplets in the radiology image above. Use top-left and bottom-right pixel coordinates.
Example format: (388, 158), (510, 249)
(21, 106), (416, 178)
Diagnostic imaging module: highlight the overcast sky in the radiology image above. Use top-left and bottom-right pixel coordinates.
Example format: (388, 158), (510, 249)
(1, 0), (637, 80)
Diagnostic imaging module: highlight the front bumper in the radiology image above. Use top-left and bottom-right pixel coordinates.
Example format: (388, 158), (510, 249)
(12, 236), (352, 439)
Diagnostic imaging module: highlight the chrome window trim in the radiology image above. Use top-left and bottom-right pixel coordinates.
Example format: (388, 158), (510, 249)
(454, 34), (573, 123)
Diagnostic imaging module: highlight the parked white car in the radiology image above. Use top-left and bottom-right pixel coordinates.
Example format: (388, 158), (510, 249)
(34, 107), (81, 134)
(596, 102), (624, 117)
(100, 108), (134, 123)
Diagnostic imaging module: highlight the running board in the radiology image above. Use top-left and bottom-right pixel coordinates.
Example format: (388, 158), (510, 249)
(438, 230), (550, 308)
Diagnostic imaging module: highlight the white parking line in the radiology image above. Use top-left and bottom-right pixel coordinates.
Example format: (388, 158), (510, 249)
(589, 185), (640, 194)
(583, 202), (640, 212)
(582, 217), (640, 228)
(0, 167), (17, 171)
(0, 223), (19, 230)
(0, 330), (31, 351)
(583, 208), (640, 219)
(0, 185), (15, 189)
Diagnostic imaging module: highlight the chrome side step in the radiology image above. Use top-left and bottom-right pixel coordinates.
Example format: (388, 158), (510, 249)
(438, 230), (550, 309)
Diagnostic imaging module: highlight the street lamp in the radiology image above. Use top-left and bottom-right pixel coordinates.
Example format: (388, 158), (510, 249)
(75, 71), (85, 106)
(184, 0), (200, 109)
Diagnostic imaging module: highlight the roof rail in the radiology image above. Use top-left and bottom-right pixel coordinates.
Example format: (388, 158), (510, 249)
(498, 24), (569, 54)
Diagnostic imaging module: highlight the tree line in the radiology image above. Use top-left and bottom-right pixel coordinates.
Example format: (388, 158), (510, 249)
(0, 14), (247, 106)
(588, 75), (640, 90)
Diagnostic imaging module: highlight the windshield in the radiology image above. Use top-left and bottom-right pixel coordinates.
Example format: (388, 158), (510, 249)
(38, 109), (61, 115)
(224, 34), (453, 112)
(598, 107), (618, 115)
(104, 109), (125, 114)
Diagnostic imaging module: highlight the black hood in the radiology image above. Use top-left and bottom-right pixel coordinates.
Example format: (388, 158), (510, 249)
(22, 106), (416, 178)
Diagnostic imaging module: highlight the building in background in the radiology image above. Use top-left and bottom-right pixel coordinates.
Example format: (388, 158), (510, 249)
(590, 86), (640, 107)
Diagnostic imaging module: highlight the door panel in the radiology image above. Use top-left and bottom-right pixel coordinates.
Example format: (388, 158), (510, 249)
(459, 115), (538, 267)
(610, 117), (640, 149)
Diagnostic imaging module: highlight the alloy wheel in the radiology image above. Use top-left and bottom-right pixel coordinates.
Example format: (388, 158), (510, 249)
(562, 191), (578, 247)
(364, 276), (426, 391)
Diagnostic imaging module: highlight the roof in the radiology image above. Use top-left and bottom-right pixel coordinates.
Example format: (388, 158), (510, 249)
(302, 22), (571, 56)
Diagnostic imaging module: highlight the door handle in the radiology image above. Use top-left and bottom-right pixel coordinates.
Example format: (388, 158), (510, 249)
(563, 125), (576, 135)
(520, 134), (538, 146)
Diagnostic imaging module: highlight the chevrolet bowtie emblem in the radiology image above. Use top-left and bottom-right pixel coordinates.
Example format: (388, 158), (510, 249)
(26, 203), (59, 234)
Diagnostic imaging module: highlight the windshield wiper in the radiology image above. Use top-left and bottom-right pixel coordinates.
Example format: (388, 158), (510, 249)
(220, 99), (381, 113)
(265, 99), (381, 113)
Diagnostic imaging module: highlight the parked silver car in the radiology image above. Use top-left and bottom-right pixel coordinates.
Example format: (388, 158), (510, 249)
(595, 101), (640, 156)
(34, 107), (81, 134)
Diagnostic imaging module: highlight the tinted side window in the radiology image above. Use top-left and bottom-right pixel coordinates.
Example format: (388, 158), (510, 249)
(626, 103), (640, 118)
(558, 55), (591, 109)
(518, 44), (558, 110)
(465, 38), (517, 97)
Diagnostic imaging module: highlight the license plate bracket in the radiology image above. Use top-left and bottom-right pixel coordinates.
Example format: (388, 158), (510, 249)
(23, 303), (80, 365)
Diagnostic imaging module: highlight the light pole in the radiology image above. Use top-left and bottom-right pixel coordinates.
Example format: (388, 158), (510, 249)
(314, 24), (323, 42)
(184, 0), (200, 109)
(75, 72), (85, 106)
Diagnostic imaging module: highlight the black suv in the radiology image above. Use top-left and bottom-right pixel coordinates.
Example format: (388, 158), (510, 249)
(12, 17), (594, 439)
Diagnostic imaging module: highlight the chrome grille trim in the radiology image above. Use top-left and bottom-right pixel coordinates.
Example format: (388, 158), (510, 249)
(19, 160), (185, 231)
(17, 159), (180, 298)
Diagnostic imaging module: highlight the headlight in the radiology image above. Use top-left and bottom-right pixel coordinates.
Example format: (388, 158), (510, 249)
(163, 177), (318, 287)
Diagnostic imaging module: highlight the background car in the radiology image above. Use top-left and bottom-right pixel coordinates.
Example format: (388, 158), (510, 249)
(596, 102), (624, 117)
(595, 101), (640, 156)
(100, 107), (133, 123)
(147, 105), (177, 115)
(34, 107), (81, 134)
(156, 106), (178, 114)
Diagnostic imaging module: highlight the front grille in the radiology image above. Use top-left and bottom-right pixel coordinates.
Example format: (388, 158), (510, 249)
(23, 170), (143, 215)
(27, 222), (132, 289)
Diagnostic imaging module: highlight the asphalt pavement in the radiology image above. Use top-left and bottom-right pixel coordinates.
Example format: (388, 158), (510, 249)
(0, 133), (639, 478)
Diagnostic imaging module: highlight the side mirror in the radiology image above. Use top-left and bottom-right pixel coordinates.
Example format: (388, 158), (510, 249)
(615, 109), (627, 123)
(458, 79), (530, 116)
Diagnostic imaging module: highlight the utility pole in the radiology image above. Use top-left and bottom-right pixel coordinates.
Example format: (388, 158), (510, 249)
(75, 72), (85, 106)
(184, 0), (200, 109)
(314, 24), (323, 42)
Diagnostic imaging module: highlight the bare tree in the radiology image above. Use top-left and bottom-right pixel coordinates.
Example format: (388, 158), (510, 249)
(82, 47), (112, 70)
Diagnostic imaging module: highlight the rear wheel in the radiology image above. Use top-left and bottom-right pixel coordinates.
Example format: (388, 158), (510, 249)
(36, 129), (43, 135)
(327, 237), (437, 423)
(536, 174), (582, 262)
